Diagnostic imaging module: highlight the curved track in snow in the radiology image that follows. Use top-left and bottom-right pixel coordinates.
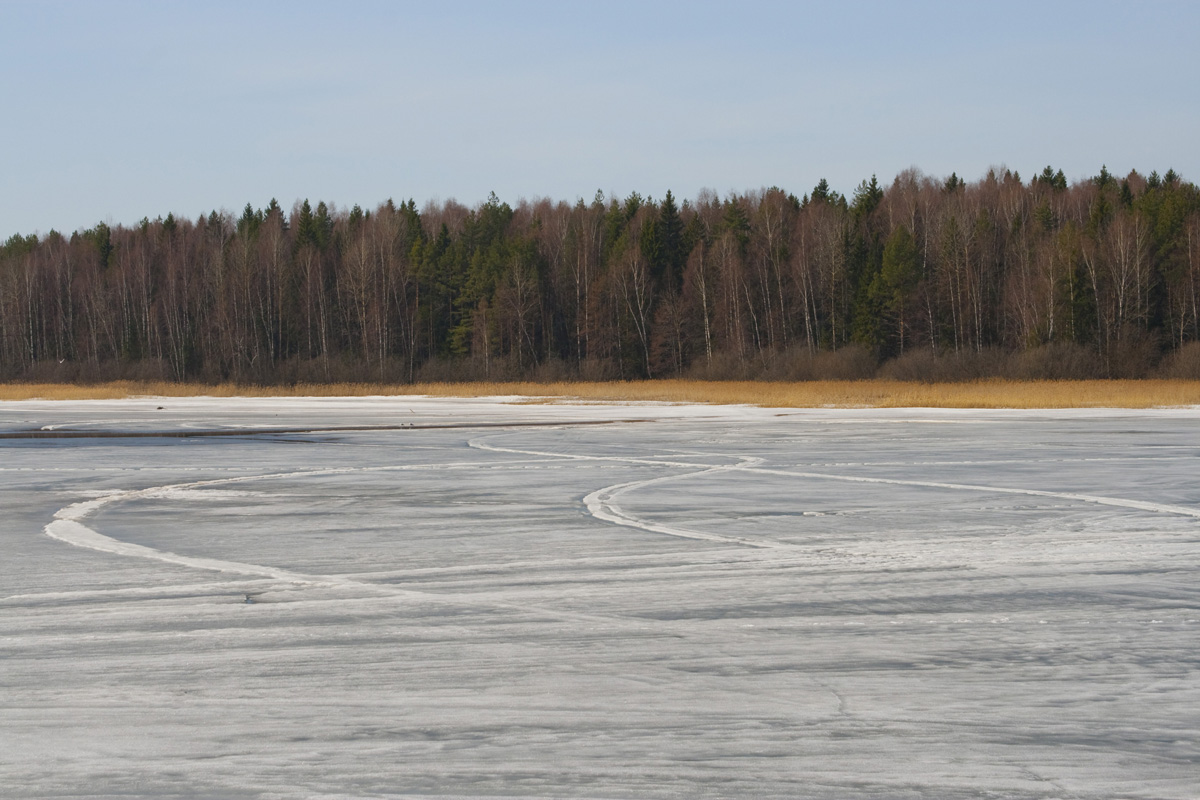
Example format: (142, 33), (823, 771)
(44, 425), (1200, 586)
(470, 434), (1200, 549)
(17, 405), (1200, 799)
(41, 460), (659, 626)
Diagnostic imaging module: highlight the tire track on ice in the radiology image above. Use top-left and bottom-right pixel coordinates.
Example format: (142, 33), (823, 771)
(39, 459), (666, 628)
(471, 436), (803, 549)
(470, 435), (1200, 549)
(583, 458), (794, 550)
(46, 467), (365, 582)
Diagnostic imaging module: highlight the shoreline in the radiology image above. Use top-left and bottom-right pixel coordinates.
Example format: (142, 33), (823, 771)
(2, 378), (1199, 409)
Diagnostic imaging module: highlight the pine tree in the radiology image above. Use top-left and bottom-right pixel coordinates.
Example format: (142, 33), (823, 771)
(655, 190), (684, 292)
(811, 178), (831, 203)
(876, 224), (921, 353)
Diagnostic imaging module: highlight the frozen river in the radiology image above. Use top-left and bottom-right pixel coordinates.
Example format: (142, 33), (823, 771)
(2, 397), (1198, 799)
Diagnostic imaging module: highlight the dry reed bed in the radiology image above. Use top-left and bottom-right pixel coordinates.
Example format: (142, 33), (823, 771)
(1, 379), (1199, 408)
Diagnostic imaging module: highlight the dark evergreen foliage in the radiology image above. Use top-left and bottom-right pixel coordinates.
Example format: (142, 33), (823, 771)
(2, 167), (1199, 382)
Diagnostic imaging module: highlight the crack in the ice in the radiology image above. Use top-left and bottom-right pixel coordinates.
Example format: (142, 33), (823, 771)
(469, 434), (1200, 554)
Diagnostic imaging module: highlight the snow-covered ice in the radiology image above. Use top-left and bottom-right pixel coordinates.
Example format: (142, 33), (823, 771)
(2, 397), (1198, 799)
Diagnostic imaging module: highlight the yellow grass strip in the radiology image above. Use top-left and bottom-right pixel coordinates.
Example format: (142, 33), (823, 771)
(1, 379), (1199, 408)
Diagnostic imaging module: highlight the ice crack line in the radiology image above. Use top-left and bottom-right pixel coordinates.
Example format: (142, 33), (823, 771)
(470, 436), (1200, 549)
(743, 466), (1200, 519)
(471, 437), (796, 548)
(583, 457), (791, 549)
(43, 457), (562, 575)
(45, 469), (357, 582)
(40, 460), (658, 627)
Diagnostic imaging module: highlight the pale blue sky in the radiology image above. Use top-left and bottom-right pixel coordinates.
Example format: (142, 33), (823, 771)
(3, 1), (1197, 238)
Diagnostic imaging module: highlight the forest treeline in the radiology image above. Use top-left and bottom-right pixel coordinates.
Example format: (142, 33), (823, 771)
(3, 166), (1200, 384)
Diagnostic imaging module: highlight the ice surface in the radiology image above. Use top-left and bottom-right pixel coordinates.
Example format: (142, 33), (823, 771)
(2, 397), (1199, 799)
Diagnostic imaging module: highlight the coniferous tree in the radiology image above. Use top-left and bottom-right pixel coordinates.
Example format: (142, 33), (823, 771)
(3, 168), (1199, 382)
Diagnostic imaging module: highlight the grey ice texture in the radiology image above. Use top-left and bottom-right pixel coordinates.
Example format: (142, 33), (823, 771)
(2, 396), (1198, 799)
